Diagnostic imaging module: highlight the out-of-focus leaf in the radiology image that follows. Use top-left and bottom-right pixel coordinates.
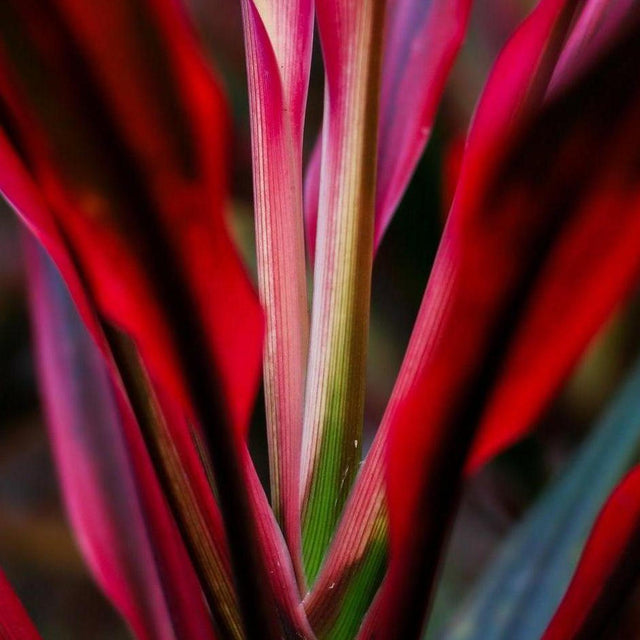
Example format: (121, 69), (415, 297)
(543, 466), (640, 639)
(317, 1), (581, 635)
(359, 2), (640, 637)
(0, 1), (287, 635)
(465, 0), (640, 473)
(0, 0), (263, 432)
(25, 235), (217, 640)
(0, 568), (41, 640)
(434, 357), (640, 640)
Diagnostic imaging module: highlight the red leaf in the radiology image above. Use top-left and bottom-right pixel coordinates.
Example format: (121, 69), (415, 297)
(0, 2), (285, 635)
(466, 0), (640, 472)
(359, 2), (640, 637)
(0, 0), (262, 435)
(0, 569), (41, 640)
(543, 466), (640, 640)
(25, 235), (217, 640)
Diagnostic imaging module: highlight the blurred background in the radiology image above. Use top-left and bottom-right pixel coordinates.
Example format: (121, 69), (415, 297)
(0, 0), (639, 637)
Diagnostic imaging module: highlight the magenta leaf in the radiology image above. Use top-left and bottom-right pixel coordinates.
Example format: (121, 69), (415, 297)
(25, 234), (217, 640)
(240, 0), (313, 576)
(0, 1), (288, 634)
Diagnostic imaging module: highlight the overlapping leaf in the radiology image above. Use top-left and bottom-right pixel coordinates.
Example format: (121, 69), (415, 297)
(25, 236), (216, 640)
(354, 2), (640, 637)
(0, 0), (263, 432)
(304, 0), (472, 258)
(299, 0), (386, 584)
(306, 0), (580, 632)
(240, 0), (312, 573)
(0, 0), (288, 636)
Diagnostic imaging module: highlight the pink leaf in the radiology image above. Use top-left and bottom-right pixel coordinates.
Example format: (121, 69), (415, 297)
(25, 235), (217, 640)
(374, 0), (472, 246)
(240, 0), (312, 575)
(0, 2), (283, 633)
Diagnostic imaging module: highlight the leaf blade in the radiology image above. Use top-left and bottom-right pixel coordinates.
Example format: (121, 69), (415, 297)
(25, 235), (219, 640)
(304, 0), (472, 258)
(360, 2), (640, 637)
(240, 0), (312, 576)
(300, 0), (387, 584)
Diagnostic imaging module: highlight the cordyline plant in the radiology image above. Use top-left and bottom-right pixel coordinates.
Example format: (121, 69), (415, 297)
(1, 0), (640, 638)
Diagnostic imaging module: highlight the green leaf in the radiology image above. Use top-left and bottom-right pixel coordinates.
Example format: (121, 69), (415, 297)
(429, 357), (640, 640)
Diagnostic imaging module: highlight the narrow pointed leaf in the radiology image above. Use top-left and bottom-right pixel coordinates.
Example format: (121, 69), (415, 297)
(240, 0), (312, 573)
(358, 3), (640, 637)
(542, 467), (640, 640)
(436, 356), (640, 640)
(0, 2), (283, 634)
(374, 0), (472, 247)
(465, 0), (640, 472)
(0, 569), (41, 640)
(1, 121), (236, 638)
(25, 235), (217, 640)
(316, 8), (640, 607)
(111, 333), (313, 639)
(304, 0), (472, 258)
(300, 0), (386, 584)
(0, 0), (262, 433)
(308, 0), (582, 630)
